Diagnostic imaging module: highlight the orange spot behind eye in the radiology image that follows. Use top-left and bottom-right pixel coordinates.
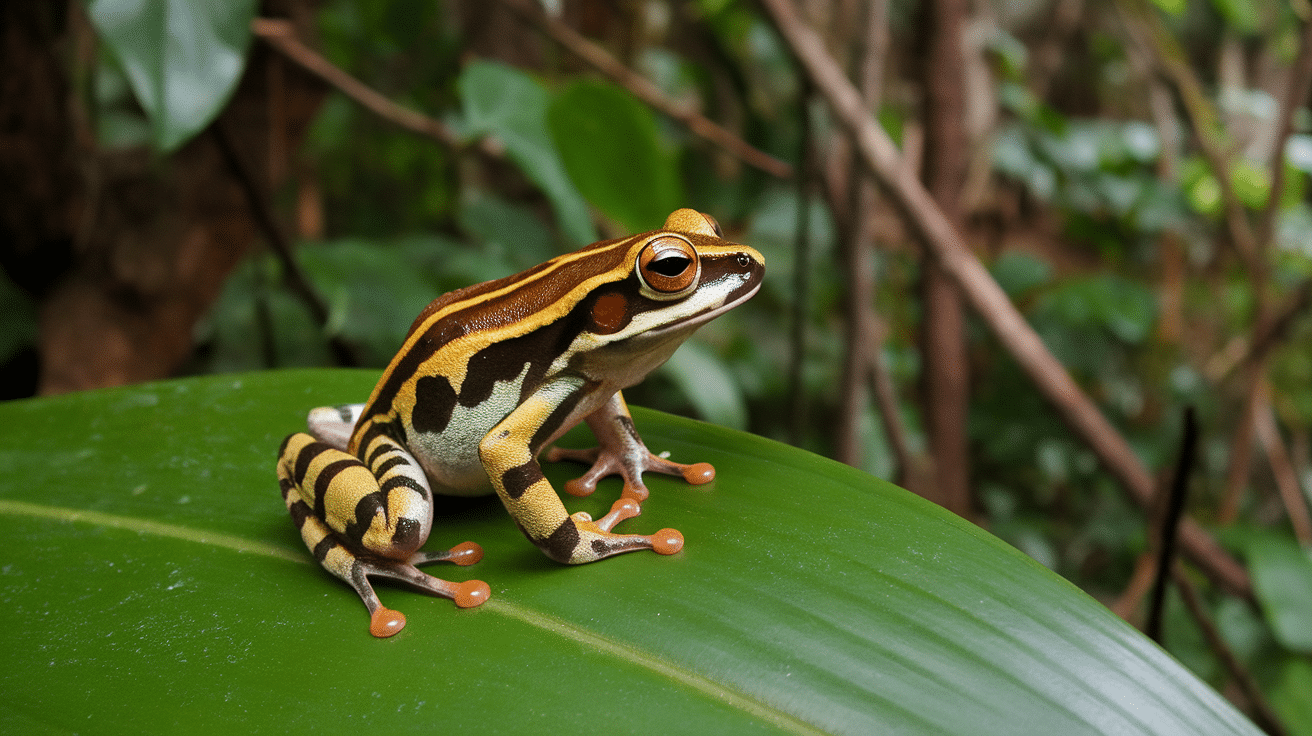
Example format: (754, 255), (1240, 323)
(370, 607), (406, 638)
(651, 528), (684, 555)
(590, 292), (629, 334)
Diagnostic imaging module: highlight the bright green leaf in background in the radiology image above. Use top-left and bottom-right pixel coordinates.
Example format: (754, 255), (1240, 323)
(456, 61), (598, 246)
(88, 0), (257, 151)
(0, 371), (1263, 735)
(548, 79), (684, 234)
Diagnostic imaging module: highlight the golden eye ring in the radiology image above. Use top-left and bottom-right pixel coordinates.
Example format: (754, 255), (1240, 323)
(637, 236), (700, 297)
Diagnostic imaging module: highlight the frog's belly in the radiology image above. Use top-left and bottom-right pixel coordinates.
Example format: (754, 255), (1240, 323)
(411, 422), (497, 498)
(407, 377), (526, 497)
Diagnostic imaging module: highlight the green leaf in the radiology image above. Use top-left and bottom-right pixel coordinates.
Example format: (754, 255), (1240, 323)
(991, 251), (1053, 297)
(1270, 656), (1312, 736)
(0, 371), (1261, 734)
(88, 0), (257, 151)
(548, 80), (684, 233)
(457, 61), (598, 245)
(1247, 532), (1312, 652)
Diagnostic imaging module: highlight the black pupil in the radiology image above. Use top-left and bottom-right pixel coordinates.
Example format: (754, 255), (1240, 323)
(651, 255), (691, 277)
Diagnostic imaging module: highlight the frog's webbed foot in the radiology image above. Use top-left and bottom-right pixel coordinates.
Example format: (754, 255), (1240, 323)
(349, 547), (492, 638)
(548, 445), (714, 502)
(545, 393), (714, 504)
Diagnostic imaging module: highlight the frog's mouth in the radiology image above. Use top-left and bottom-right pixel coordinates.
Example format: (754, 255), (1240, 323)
(647, 277), (762, 338)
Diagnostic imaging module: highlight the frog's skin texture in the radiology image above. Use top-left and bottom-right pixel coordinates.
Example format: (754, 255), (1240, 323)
(276, 209), (765, 637)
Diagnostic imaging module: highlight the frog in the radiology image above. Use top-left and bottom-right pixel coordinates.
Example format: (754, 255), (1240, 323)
(276, 209), (765, 637)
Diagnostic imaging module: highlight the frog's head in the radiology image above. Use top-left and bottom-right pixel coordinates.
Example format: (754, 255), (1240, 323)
(567, 209), (764, 380)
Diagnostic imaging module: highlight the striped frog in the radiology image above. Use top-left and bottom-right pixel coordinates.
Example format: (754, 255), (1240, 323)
(276, 209), (764, 636)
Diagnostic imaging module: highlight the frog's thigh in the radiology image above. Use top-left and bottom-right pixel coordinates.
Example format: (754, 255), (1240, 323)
(306, 403), (367, 451)
(277, 431), (432, 559)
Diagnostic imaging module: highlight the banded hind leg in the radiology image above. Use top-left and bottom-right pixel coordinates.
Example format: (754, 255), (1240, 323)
(276, 432), (490, 637)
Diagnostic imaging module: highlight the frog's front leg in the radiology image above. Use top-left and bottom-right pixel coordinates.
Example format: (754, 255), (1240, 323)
(480, 380), (683, 563)
(277, 432), (490, 638)
(546, 392), (715, 505)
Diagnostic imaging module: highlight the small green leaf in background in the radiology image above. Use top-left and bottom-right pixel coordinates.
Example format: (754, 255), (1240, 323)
(548, 79), (684, 234)
(456, 61), (598, 246)
(659, 341), (749, 430)
(1246, 531), (1312, 653)
(0, 371), (1264, 735)
(1270, 657), (1312, 736)
(88, 0), (257, 151)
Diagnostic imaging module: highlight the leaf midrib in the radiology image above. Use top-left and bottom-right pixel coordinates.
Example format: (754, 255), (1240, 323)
(0, 498), (828, 736)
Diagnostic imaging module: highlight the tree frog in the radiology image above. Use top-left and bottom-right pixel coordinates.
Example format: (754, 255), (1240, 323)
(276, 209), (765, 637)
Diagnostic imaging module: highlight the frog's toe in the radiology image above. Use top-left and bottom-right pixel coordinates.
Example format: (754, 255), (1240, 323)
(411, 540), (484, 566)
(369, 606), (407, 638)
(347, 556), (491, 638)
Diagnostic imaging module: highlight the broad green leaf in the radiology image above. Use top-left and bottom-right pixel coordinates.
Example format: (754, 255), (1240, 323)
(88, 0), (257, 151)
(0, 371), (1261, 735)
(1247, 532), (1312, 652)
(547, 80), (683, 233)
(457, 61), (597, 246)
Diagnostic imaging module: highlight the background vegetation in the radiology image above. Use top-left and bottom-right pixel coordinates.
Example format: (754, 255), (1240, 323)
(2, 0), (1311, 731)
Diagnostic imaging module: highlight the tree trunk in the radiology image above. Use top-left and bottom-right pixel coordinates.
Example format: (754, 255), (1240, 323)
(0, 0), (325, 396)
(917, 0), (972, 516)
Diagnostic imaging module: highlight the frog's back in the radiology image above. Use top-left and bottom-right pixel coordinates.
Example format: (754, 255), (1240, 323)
(352, 236), (637, 441)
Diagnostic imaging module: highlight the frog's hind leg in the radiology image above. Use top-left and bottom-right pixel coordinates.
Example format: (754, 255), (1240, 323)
(277, 432), (490, 638)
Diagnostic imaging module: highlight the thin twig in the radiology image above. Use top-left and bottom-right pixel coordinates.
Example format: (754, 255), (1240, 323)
(756, 0), (1252, 598)
(1114, 0), (1259, 268)
(1255, 400), (1312, 545)
(1146, 407), (1197, 643)
(787, 83), (814, 445)
(491, 0), (793, 179)
(834, 0), (890, 467)
(1172, 564), (1288, 736)
(210, 119), (358, 366)
(251, 18), (460, 147)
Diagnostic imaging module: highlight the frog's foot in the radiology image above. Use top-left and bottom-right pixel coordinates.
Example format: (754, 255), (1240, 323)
(566, 505), (685, 560)
(347, 551), (492, 638)
(547, 444), (715, 502)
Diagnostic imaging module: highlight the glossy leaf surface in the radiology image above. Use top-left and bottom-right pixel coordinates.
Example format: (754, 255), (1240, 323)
(0, 371), (1260, 735)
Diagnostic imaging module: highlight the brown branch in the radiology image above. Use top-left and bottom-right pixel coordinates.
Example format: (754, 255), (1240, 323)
(1114, 0), (1259, 268)
(757, 0), (1252, 598)
(251, 18), (460, 148)
(834, 0), (891, 468)
(210, 119), (358, 367)
(1255, 400), (1312, 545)
(1256, 16), (1312, 252)
(491, 0), (793, 179)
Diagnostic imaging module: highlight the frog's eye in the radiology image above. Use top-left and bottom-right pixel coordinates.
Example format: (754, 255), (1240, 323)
(637, 236), (700, 298)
